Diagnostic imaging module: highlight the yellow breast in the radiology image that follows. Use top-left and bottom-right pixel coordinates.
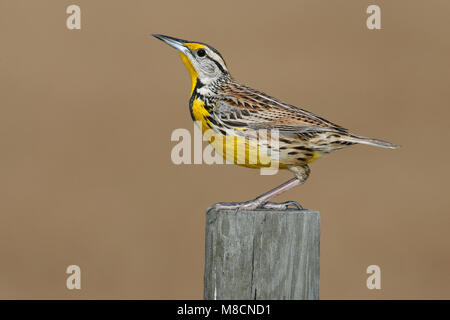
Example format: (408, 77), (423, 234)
(191, 100), (284, 169)
(191, 100), (320, 169)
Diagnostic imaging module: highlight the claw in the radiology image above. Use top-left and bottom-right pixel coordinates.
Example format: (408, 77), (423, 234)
(261, 201), (303, 210)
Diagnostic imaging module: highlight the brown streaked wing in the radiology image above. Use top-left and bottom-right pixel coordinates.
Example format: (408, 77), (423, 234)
(216, 80), (348, 134)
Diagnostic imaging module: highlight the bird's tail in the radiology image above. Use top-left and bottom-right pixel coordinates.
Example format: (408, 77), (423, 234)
(340, 134), (399, 149)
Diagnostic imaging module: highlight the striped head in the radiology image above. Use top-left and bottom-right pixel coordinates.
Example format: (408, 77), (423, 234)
(153, 34), (229, 94)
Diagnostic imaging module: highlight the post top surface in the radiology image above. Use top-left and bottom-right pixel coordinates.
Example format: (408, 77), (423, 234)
(206, 207), (320, 217)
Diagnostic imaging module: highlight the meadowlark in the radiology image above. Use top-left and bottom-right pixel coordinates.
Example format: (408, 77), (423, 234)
(154, 34), (398, 210)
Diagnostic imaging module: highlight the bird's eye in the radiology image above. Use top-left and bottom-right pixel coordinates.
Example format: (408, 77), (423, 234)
(197, 49), (206, 57)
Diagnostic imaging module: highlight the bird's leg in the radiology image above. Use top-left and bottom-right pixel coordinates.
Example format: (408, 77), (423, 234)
(213, 165), (310, 211)
(252, 178), (304, 209)
(212, 178), (301, 210)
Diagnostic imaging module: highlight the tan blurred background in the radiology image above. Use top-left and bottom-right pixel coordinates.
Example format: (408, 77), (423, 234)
(0, 0), (449, 299)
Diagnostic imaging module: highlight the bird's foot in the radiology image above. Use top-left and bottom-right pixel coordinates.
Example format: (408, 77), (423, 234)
(212, 200), (261, 211)
(212, 200), (302, 211)
(262, 201), (302, 210)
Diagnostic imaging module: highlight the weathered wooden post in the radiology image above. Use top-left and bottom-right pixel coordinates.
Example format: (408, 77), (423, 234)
(204, 208), (320, 300)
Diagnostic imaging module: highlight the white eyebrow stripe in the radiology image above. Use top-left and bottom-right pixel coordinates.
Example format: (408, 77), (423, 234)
(206, 48), (228, 72)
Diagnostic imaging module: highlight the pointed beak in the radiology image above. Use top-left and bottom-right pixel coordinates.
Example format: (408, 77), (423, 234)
(153, 34), (190, 55)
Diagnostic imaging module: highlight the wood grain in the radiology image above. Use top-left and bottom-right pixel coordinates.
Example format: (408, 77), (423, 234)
(204, 208), (320, 300)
